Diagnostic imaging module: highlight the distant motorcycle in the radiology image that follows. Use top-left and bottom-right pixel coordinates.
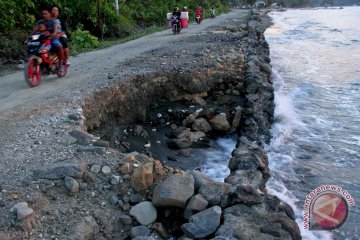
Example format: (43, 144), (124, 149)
(24, 34), (67, 87)
(172, 16), (182, 35)
(210, 10), (216, 18)
(195, 14), (202, 24)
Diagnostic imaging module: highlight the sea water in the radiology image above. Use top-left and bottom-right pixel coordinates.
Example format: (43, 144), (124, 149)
(265, 7), (360, 240)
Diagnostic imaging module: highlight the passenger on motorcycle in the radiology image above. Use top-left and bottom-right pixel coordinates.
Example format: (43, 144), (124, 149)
(33, 21), (52, 58)
(51, 5), (70, 66)
(35, 8), (65, 73)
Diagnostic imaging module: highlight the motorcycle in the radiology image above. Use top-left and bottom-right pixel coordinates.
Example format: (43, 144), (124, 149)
(195, 14), (202, 24)
(172, 16), (182, 35)
(24, 34), (67, 87)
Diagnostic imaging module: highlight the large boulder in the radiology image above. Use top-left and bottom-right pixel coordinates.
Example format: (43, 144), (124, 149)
(69, 128), (95, 145)
(152, 173), (194, 208)
(215, 203), (300, 240)
(68, 216), (99, 240)
(130, 201), (157, 225)
(189, 170), (214, 191)
(209, 114), (231, 133)
(131, 162), (154, 192)
(199, 182), (231, 205)
(167, 138), (193, 149)
(192, 118), (212, 133)
(32, 161), (87, 180)
(182, 206), (222, 238)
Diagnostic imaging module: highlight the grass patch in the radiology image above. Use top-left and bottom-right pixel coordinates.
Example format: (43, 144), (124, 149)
(70, 25), (167, 56)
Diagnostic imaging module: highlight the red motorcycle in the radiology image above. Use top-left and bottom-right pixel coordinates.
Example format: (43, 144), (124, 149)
(24, 34), (67, 87)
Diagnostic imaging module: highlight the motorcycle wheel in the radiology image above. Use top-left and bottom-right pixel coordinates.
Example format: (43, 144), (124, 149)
(24, 57), (41, 87)
(57, 62), (67, 78)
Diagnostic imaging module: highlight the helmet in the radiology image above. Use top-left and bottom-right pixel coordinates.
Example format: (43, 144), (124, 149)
(183, 6), (187, 10)
(174, 7), (179, 11)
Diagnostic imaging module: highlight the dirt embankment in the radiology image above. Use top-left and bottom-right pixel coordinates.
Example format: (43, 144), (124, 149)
(0, 10), (301, 240)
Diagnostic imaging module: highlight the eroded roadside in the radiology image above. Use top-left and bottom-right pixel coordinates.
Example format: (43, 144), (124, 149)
(0, 10), (301, 240)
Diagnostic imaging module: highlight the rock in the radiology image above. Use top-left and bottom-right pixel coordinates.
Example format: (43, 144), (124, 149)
(93, 140), (110, 148)
(68, 216), (99, 240)
(11, 202), (34, 220)
(69, 128), (95, 145)
(232, 107), (242, 130)
(133, 125), (149, 138)
(179, 148), (191, 157)
(90, 164), (101, 173)
(68, 113), (82, 121)
(232, 90), (240, 96)
(119, 162), (132, 174)
(152, 173), (194, 208)
(192, 118), (212, 133)
(199, 182), (231, 205)
(130, 201), (157, 225)
(64, 177), (80, 196)
(260, 63), (272, 75)
(109, 195), (119, 205)
(217, 95), (232, 105)
(129, 193), (142, 204)
(151, 222), (169, 238)
(153, 160), (165, 182)
(209, 114), (231, 133)
(77, 146), (106, 155)
(182, 206), (222, 238)
(110, 174), (122, 185)
(189, 170), (214, 191)
(119, 214), (132, 225)
(226, 184), (264, 206)
(189, 131), (206, 141)
(32, 161), (87, 180)
(199, 108), (216, 120)
(130, 226), (151, 238)
(121, 152), (139, 162)
(173, 127), (191, 139)
(182, 112), (200, 126)
(167, 138), (192, 149)
(228, 137), (270, 190)
(101, 166), (111, 175)
(184, 194), (208, 219)
(191, 96), (207, 106)
(131, 162), (154, 192)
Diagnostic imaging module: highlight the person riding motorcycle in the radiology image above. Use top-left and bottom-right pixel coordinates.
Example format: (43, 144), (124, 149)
(34, 8), (65, 74)
(195, 6), (203, 16)
(210, 7), (216, 18)
(172, 7), (182, 30)
(195, 6), (203, 22)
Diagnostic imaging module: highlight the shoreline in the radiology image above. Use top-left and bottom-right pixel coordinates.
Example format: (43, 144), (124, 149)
(0, 10), (301, 239)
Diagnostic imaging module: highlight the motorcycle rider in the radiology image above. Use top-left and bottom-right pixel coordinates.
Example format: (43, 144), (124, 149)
(51, 5), (70, 66)
(195, 6), (203, 17)
(35, 8), (65, 73)
(210, 7), (216, 18)
(172, 7), (182, 30)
